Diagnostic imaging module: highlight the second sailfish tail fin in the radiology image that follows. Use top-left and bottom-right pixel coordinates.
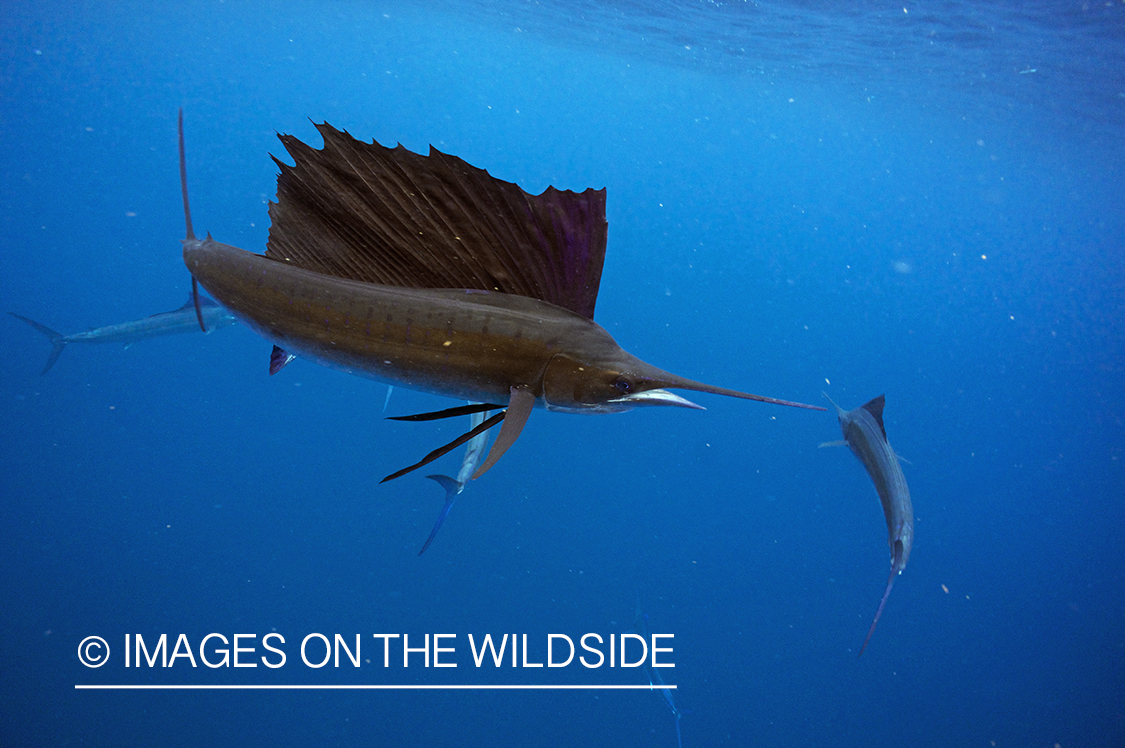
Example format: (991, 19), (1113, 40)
(9, 312), (67, 374)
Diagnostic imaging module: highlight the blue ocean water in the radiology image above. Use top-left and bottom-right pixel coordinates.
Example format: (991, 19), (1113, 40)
(1, 0), (1122, 745)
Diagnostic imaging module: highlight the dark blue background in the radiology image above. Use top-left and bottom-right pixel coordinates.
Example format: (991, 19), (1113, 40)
(2, 1), (1122, 746)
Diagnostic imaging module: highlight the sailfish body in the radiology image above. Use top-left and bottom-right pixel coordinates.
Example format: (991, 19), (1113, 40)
(184, 243), (678, 410)
(180, 114), (823, 480)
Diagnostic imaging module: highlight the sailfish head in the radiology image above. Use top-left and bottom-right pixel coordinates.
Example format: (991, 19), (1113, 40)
(539, 321), (823, 414)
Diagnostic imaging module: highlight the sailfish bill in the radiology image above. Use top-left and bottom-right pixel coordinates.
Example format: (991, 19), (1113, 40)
(178, 110), (823, 483)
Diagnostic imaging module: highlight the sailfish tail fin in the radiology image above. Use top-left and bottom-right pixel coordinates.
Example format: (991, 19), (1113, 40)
(9, 313), (67, 374)
(418, 475), (462, 555)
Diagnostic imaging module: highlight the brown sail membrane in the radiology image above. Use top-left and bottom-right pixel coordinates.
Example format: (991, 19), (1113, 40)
(266, 123), (608, 320)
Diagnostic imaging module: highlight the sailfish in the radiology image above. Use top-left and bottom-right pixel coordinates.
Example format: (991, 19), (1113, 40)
(418, 406), (492, 555)
(178, 111), (824, 482)
(822, 394), (914, 656)
(9, 295), (234, 374)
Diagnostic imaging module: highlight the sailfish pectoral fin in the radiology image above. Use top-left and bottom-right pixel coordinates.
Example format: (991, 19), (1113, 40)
(471, 386), (535, 480)
(380, 412), (505, 484)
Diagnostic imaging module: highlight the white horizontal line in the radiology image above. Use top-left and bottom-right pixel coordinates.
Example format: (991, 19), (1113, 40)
(75, 684), (675, 691)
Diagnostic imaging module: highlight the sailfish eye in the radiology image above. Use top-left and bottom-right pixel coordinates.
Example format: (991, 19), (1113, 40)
(613, 376), (634, 394)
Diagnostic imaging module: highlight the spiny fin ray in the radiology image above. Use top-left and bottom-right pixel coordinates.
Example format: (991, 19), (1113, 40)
(265, 123), (608, 319)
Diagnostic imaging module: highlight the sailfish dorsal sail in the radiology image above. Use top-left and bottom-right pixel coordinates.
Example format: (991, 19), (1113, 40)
(264, 123), (609, 320)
